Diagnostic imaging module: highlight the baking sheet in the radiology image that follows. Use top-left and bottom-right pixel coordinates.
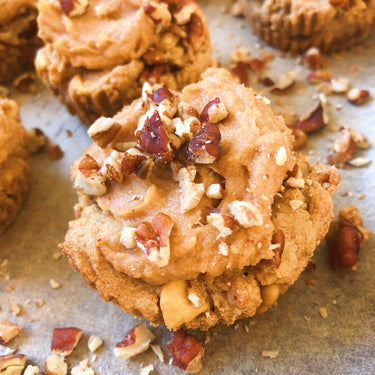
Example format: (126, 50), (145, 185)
(1, 0), (375, 373)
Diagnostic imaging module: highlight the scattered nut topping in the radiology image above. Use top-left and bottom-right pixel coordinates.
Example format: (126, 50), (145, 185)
(59, 0), (89, 18)
(35, 299), (45, 308)
(100, 150), (124, 183)
(205, 183), (224, 199)
(51, 327), (83, 356)
(149, 87), (178, 118)
(9, 302), (21, 317)
(184, 123), (221, 164)
(120, 226), (137, 249)
(0, 321), (21, 345)
(260, 350), (279, 359)
(114, 323), (155, 360)
(71, 359), (94, 375)
(88, 335), (103, 353)
(47, 145), (64, 160)
(176, 166), (205, 212)
(87, 117), (122, 148)
(303, 47), (323, 70)
(348, 157), (371, 168)
(347, 88), (370, 105)
(121, 148), (154, 179)
(173, 3), (197, 25)
(271, 70), (299, 93)
(0, 354), (27, 375)
(275, 146), (287, 166)
(136, 110), (174, 162)
(326, 206), (371, 270)
(318, 307), (328, 319)
(207, 213), (233, 238)
(23, 365), (41, 375)
(200, 97), (228, 124)
(231, 61), (249, 85)
(75, 155), (107, 196)
(293, 100), (327, 133)
(167, 330), (205, 374)
(45, 353), (67, 375)
(144, 2), (172, 31)
(307, 70), (332, 84)
(228, 200), (263, 228)
(136, 213), (174, 267)
(150, 344), (164, 362)
(331, 78), (350, 94)
(49, 279), (61, 289)
(178, 102), (200, 121)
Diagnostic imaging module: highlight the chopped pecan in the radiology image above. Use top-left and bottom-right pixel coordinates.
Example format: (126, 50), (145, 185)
(114, 323), (155, 360)
(136, 110), (174, 161)
(347, 88), (370, 105)
(51, 327), (82, 356)
(59, 0), (89, 17)
(121, 148), (154, 179)
(327, 206), (371, 270)
(47, 145), (64, 160)
(178, 102), (199, 121)
(184, 123), (221, 164)
(303, 47), (323, 70)
(231, 61), (249, 85)
(173, 2), (197, 24)
(293, 100), (327, 133)
(100, 150), (124, 183)
(271, 71), (299, 93)
(144, 2), (172, 30)
(207, 213), (233, 238)
(270, 229), (285, 268)
(136, 213), (174, 267)
(248, 58), (266, 74)
(200, 97), (229, 124)
(45, 353), (67, 375)
(0, 321), (21, 345)
(75, 156), (107, 196)
(167, 330), (205, 374)
(188, 13), (204, 51)
(150, 87), (178, 118)
(331, 78), (350, 94)
(87, 117), (122, 148)
(206, 183), (224, 199)
(228, 200), (263, 228)
(0, 354), (27, 375)
(290, 127), (308, 150)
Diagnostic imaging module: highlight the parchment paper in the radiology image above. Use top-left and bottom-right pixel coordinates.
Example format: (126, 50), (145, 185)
(1, 0), (374, 374)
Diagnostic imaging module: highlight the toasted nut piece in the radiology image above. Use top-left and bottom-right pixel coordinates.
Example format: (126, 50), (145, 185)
(327, 206), (371, 270)
(173, 3), (197, 24)
(71, 359), (94, 375)
(51, 327), (83, 356)
(160, 280), (209, 330)
(207, 213), (233, 238)
(206, 183), (224, 199)
(275, 146), (287, 166)
(231, 61), (249, 85)
(100, 150), (124, 183)
(87, 117), (122, 149)
(24, 365), (41, 375)
(228, 200), (263, 228)
(347, 88), (370, 105)
(271, 70), (299, 93)
(248, 58), (266, 74)
(200, 97), (229, 124)
(149, 87), (178, 118)
(167, 330), (205, 374)
(303, 47), (322, 70)
(0, 354), (27, 375)
(293, 100), (327, 133)
(45, 354), (67, 375)
(114, 323), (155, 360)
(331, 129), (356, 164)
(136, 110), (174, 161)
(331, 78), (350, 94)
(120, 227), (137, 249)
(144, 2), (172, 30)
(185, 123), (221, 164)
(261, 350), (280, 359)
(136, 213), (174, 267)
(290, 127), (308, 150)
(0, 321), (21, 345)
(230, 47), (250, 63)
(47, 145), (64, 160)
(285, 177), (305, 189)
(270, 229), (285, 268)
(75, 156), (107, 196)
(59, 0), (89, 17)
(176, 166), (205, 212)
(341, 126), (370, 149)
(88, 335), (103, 352)
(121, 148), (154, 179)
(188, 13), (204, 51)
(174, 117), (199, 141)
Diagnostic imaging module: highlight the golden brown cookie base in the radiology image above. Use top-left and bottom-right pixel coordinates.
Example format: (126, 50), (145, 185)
(240, 0), (375, 53)
(62, 157), (339, 330)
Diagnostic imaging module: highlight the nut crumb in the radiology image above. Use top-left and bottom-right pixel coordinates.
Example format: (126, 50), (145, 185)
(319, 307), (328, 318)
(49, 279), (61, 289)
(261, 350), (279, 358)
(9, 302), (21, 316)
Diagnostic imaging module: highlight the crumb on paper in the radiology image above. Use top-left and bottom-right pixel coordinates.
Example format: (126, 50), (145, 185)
(261, 350), (279, 358)
(319, 307), (328, 319)
(9, 302), (21, 316)
(140, 364), (154, 375)
(150, 344), (164, 362)
(50, 279), (61, 289)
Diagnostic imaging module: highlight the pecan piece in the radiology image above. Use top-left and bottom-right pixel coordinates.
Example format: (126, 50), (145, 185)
(184, 123), (221, 164)
(121, 148), (154, 179)
(136, 110), (174, 161)
(231, 61), (249, 85)
(51, 327), (82, 356)
(228, 200), (263, 228)
(114, 323), (155, 360)
(347, 88), (370, 105)
(188, 13), (204, 51)
(270, 229), (285, 268)
(293, 100), (327, 133)
(0, 321), (21, 345)
(144, 2), (172, 30)
(0, 354), (27, 375)
(136, 213), (174, 267)
(327, 206), (371, 270)
(167, 330), (205, 374)
(207, 213), (233, 238)
(45, 354), (67, 375)
(302, 47), (323, 70)
(87, 117), (122, 148)
(200, 97), (228, 124)
(59, 0), (89, 17)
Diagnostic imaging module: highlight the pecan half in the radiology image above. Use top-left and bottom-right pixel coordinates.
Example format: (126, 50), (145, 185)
(167, 330), (205, 374)
(184, 123), (221, 164)
(136, 213), (174, 267)
(136, 110), (174, 161)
